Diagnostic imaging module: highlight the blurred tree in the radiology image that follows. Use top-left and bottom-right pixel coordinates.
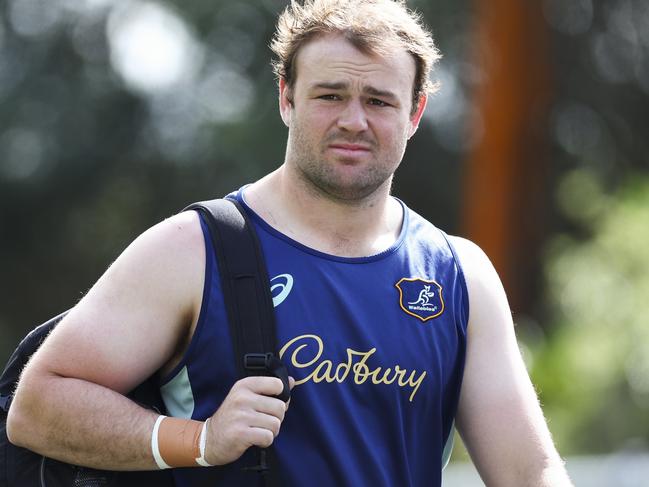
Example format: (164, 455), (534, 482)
(532, 171), (649, 454)
(543, 0), (649, 228)
(0, 0), (287, 356)
(525, 0), (649, 454)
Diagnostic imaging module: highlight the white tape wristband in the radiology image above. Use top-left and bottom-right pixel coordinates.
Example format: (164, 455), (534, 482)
(151, 415), (172, 470)
(195, 419), (215, 467)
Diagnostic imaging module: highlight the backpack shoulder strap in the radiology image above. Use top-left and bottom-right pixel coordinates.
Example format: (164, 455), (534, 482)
(182, 198), (288, 396)
(182, 197), (287, 486)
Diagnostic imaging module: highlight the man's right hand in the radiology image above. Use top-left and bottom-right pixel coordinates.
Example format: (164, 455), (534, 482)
(205, 376), (294, 465)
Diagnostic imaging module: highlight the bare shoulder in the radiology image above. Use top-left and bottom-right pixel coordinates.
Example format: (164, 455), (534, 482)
(89, 209), (207, 310)
(448, 235), (501, 290)
(447, 235), (514, 339)
(130, 209), (204, 260)
(23, 209), (207, 393)
(447, 235), (484, 258)
(104, 209), (206, 294)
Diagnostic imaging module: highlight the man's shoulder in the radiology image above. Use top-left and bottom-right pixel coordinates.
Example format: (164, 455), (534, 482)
(446, 235), (484, 260)
(122, 209), (206, 276)
(161, 208), (204, 244)
(446, 236), (494, 276)
(445, 235), (508, 312)
(148, 208), (203, 245)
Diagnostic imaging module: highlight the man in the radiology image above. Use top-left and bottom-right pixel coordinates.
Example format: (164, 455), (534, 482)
(8, 0), (573, 485)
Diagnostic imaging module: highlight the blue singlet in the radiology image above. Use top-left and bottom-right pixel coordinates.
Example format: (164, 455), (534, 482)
(159, 188), (469, 486)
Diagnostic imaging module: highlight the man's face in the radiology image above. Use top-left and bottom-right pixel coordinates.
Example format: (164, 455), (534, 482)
(279, 34), (427, 202)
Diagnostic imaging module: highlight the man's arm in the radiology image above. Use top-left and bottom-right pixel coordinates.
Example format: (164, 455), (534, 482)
(7, 210), (290, 470)
(7, 211), (205, 469)
(450, 236), (573, 487)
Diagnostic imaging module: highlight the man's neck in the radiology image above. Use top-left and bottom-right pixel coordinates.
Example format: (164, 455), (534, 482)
(244, 166), (403, 258)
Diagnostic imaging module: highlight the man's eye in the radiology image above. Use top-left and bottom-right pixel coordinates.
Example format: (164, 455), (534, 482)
(319, 94), (340, 101)
(369, 98), (389, 107)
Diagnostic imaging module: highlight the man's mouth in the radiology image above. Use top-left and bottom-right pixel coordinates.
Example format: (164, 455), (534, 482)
(327, 143), (373, 157)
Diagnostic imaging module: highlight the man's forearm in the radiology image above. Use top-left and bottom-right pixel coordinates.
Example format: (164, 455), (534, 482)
(8, 375), (159, 470)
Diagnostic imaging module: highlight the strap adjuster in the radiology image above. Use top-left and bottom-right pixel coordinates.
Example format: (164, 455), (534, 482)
(243, 353), (291, 403)
(243, 353), (274, 371)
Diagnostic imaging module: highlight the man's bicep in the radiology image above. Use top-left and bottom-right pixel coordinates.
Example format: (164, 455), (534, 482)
(452, 237), (558, 485)
(27, 211), (205, 394)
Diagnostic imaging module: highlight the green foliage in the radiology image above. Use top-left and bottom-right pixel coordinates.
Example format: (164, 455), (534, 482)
(532, 170), (649, 454)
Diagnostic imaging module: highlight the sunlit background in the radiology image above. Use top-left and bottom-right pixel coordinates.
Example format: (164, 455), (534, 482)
(1, 0), (648, 485)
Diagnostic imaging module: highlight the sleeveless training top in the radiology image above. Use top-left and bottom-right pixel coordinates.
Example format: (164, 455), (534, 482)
(160, 189), (469, 487)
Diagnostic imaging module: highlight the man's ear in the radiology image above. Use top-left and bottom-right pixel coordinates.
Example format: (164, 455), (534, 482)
(407, 93), (428, 139)
(279, 77), (293, 127)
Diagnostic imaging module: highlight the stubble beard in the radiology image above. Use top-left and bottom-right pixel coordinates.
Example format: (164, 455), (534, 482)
(287, 122), (405, 205)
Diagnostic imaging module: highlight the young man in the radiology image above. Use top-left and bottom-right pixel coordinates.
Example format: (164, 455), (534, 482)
(8, 1), (573, 485)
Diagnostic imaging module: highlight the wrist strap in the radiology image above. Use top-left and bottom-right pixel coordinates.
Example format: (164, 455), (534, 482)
(151, 415), (214, 468)
(195, 418), (215, 467)
(151, 415), (172, 469)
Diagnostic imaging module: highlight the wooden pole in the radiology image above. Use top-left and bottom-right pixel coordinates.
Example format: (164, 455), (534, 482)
(462, 0), (553, 314)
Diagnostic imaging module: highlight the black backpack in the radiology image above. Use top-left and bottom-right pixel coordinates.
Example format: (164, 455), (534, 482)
(0, 198), (289, 487)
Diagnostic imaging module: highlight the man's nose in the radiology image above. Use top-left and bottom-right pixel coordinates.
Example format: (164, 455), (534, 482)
(337, 99), (368, 133)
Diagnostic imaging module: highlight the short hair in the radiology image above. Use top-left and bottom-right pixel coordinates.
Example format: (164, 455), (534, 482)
(270, 0), (441, 111)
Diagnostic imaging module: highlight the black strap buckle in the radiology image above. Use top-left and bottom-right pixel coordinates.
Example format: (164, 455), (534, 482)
(243, 353), (274, 371)
(243, 353), (291, 403)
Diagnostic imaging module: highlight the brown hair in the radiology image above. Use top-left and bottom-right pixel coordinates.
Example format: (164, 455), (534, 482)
(270, 0), (441, 111)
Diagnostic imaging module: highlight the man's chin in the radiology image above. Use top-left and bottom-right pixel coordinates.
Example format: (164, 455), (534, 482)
(313, 178), (388, 203)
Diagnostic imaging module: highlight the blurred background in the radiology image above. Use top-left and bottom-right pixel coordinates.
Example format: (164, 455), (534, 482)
(0, 0), (648, 484)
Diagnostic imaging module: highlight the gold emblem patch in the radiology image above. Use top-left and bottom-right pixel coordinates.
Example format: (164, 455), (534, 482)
(395, 278), (445, 322)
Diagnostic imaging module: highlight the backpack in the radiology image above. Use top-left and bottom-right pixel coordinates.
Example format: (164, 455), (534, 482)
(0, 198), (289, 487)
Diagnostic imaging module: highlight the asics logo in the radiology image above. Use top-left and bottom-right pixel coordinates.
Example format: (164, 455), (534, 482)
(271, 274), (293, 307)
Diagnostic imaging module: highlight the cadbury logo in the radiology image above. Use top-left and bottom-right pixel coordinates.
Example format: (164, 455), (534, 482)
(279, 334), (427, 402)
